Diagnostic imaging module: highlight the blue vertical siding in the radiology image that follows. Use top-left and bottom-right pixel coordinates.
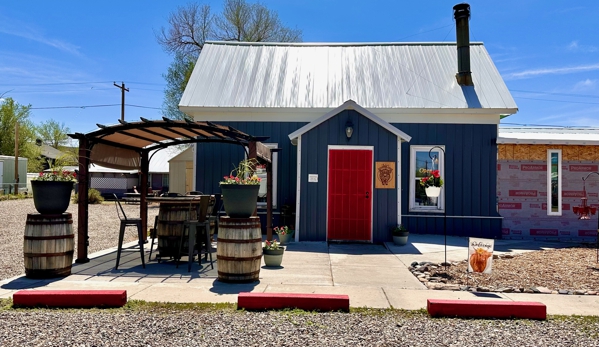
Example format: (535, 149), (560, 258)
(194, 121), (306, 229)
(300, 110), (398, 242)
(393, 123), (502, 239)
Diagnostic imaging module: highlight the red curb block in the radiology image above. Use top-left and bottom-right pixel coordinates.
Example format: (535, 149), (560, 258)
(427, 299), (546, 320)
(238, 292), (350, 312)
(13, 290), (127, 308)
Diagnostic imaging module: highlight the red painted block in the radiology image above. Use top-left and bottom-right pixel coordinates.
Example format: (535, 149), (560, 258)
(13, 290), (127, 308)
(427, 299), (546, 320)
(238, 292), (349, 312)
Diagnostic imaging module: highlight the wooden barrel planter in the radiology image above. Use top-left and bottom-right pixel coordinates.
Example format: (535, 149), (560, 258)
(217, 217), (262, 282)
(24, 213), (74, 279)
(156, 201), (201, 258)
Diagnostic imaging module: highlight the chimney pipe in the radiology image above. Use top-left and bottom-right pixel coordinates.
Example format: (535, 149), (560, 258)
(454, 3), (473, 86)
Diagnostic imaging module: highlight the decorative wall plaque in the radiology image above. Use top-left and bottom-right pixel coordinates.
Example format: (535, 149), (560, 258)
(375, 162), (395, 189)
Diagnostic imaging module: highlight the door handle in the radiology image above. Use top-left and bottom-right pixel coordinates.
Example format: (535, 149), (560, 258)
(365, 191), (370, 199)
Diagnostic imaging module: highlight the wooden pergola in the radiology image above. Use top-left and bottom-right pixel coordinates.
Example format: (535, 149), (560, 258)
(68, 118), (273, 263)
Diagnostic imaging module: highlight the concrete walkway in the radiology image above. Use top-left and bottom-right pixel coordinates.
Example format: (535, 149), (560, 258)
(2, 234), (598, 316)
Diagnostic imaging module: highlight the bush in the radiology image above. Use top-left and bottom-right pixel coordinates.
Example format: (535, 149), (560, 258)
(72, 189), (105, 204)
(0, 193), (28, 201)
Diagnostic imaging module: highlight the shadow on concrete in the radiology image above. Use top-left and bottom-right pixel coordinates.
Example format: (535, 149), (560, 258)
(209, 279), (260, 295)
(471, 292), (503, 299)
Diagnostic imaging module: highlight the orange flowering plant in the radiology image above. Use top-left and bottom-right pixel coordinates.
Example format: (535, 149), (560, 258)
(419, 169), (443, 188)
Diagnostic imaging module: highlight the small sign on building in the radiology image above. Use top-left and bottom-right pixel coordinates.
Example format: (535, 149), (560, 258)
(375, 162), (395, 189)
(467, 237), (494, 274)
(308, 174), (318, 183)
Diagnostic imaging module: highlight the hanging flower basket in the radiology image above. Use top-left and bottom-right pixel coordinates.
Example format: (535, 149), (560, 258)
(425, 186), (441, 198)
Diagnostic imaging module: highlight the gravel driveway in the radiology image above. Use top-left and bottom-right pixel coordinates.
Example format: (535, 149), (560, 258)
(0, 308), (598, 346)
(0, 198), (159, 280)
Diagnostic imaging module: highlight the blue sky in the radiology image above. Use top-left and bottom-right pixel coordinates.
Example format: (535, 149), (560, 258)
(1, 1), (598, 134)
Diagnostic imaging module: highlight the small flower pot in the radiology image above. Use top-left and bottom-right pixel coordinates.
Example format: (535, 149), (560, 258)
(278, 232), (294, 245)
(392, 231), (409, 246)
(263, 247), (284, 267)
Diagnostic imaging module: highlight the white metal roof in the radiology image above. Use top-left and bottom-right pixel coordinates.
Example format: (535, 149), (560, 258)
(148, 147), (188, 173)
(498, 127), (599, 145)
(180, 41), (517, 115)
(288, 100), (411, 142)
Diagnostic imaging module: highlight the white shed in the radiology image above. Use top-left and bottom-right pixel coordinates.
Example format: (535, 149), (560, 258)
(168, 146), (194, 194)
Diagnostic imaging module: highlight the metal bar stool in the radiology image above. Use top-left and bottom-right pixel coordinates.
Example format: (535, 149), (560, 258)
(177, 196), (214, 272)
(113, 194), (145, 270)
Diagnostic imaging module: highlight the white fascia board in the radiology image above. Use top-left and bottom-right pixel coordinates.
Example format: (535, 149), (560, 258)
(498, 138), (599, 145)
(182, 106), (511, 125)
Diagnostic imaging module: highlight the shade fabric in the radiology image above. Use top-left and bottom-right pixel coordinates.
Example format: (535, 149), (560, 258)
(90, 143), (141, 170)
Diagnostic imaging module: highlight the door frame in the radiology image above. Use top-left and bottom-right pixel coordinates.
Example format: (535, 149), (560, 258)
(326, 145), (374, 242)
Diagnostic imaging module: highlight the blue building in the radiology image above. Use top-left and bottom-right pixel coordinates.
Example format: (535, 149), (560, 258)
(179, 6), (517, 242)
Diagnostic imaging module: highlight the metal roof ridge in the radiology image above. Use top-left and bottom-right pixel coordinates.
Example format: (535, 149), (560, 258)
(204, 41), (485, 47)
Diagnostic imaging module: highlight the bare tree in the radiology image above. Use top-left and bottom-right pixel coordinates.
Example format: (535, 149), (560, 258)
(156, 3), (214, 56)
(156, 0), (302, 119)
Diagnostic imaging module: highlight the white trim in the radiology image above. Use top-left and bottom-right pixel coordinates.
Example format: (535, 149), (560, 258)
(547, 149), (562, 216)
(498, 138), (599, 145)
(185, 107), (513, 122)
(206, 40), (487, 47)
(409, 145), (445, 212)
(403, 214), (503, 219)
(326, 145), (374, 242)
(397, 138), (402, 227)
(294, 136), (302, 242)
(192, 144), (197, 191)
(288, 100), (412, 142)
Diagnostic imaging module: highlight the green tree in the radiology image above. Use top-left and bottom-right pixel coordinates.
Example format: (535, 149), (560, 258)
(162, 53), (197, 120)
(157, 0), (302, 120)
(0, 97), (41, 172)
(37, 119), (71, 149)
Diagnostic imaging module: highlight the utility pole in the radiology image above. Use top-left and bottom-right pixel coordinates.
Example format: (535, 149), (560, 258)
(14, 123), (19, 194)
(113, 82), (129, 121)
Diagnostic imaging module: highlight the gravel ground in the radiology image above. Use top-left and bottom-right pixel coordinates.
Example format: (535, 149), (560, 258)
(420, 245), (599, 294)
(0, 198), (159, 280)
(0, 308), (597, 346)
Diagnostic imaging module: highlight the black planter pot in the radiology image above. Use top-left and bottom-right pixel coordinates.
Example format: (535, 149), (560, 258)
(31, 181), (74, 215)
(221, 184), (260, 218)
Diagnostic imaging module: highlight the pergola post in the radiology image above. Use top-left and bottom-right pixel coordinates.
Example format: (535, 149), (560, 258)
(249, 141), (273, 241)
(140, 152), (149, 240)
(76, 137), (90, 263)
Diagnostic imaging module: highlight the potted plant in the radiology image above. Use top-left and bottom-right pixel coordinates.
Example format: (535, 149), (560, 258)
(274, 225), (294, 245)
(220, 158), (262, 218)
(420, 169), (443, 198)
(263, 239), (284, 267)
(31, 168), (77, 214)
(391, 224), (409, 246)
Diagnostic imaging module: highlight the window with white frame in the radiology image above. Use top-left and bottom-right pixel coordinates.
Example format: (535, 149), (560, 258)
(410, 145), (444, 212)
(246, 143), (278, 209)
(547, 149), (562, 216)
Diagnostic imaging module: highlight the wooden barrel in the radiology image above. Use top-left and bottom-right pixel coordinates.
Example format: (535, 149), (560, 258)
(24, 213), (74, 279)
(156, 202), (200, 258)
(217, 217), (262, 282)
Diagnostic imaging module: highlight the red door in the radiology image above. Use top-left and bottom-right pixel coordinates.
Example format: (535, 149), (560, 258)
(327, 148), (373, 241)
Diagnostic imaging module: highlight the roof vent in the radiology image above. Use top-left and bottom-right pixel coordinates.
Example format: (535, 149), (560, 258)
(454, 3), (473, 86)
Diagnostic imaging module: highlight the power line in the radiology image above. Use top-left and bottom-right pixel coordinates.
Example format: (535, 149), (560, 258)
(0, 81), (114, 87)
(30, 104), (120, 110)
(510, 89), (599, 99)
(514, 96), (599, 105)
(127, 104), (161, 110)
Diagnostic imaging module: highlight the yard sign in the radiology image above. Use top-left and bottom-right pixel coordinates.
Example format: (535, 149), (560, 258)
(467, 237), (494, 274)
